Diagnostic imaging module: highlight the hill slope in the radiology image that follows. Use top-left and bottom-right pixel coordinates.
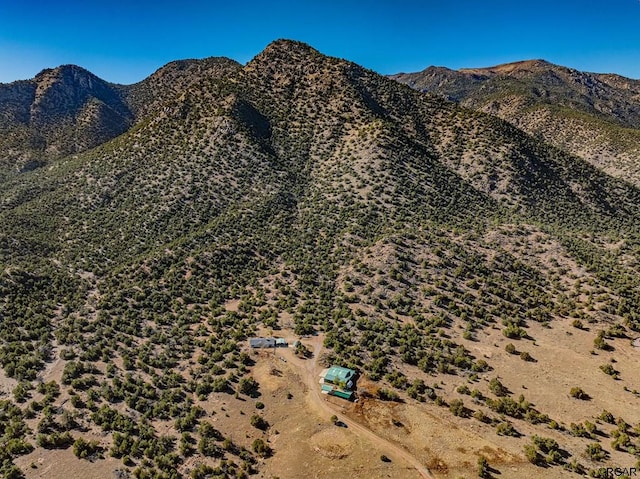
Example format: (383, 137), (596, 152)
(391, 60), (640, 186)
(1, 41), (640, 479)
(0, 65), (133, 177)
(0, 58), (241, 181)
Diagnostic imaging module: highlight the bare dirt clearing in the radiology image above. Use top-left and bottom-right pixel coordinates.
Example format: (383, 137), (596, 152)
(262, 334), (584, 479)
(254, 336), (427, 479)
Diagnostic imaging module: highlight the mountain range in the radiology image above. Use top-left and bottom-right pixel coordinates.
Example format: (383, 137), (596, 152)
(1, 40), (640, 479)
(391, 59), (640, 186)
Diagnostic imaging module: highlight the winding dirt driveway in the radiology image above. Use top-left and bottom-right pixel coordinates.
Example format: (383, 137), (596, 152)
(284, 335), (435, 479)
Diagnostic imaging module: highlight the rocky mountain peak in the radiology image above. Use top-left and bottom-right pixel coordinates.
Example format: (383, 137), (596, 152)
(30, 64), (130, 125)
(257, 39), (320, 59)
(34, 64), (98, 85)
(245, 39), (324, 74)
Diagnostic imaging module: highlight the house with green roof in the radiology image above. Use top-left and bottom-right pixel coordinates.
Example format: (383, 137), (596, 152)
(320, 365), (358, 395)
(323, 366), (357, 389)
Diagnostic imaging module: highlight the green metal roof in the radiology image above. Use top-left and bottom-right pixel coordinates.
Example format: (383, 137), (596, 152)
(330, 389), (354, 400)
(325, 366), (356, 384)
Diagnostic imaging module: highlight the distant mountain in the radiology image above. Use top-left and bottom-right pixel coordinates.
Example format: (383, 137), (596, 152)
(0, 58), (240, 180)
(2, 41), (640, 479)
(391, 60), (640, 185)
(0, 65), (133, 177)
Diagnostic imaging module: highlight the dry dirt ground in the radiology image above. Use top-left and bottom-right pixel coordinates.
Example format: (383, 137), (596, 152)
(253, 337), (427, 479)
(0, 365), (18, 397)
(14, 319), (640, 479)
(253, 333), (586, 479)
(361, 312), (640, 479)
(15, 447), (126, 479)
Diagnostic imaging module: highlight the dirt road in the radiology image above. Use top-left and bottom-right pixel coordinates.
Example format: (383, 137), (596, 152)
(285, 335), (435, 479)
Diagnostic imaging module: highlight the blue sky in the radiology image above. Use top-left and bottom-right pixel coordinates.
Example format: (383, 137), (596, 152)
(1, 0), (639, 84)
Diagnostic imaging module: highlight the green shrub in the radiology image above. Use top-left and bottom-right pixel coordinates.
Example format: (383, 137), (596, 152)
(599, 410), (615, 424)
(457, 385), (471, 395)
(495, 421), (519, 437)
(36, 432), (74, 449)
(250, 414), (269, 431)
(524, 444), (540, 464)
(520, 351), (534, 362)
(599, 363), (618, 378)
(72, 437), (102, 459)
(570, 387), (588, 400)
(488, 378), (508, 397)
(477, 455), (490, 478)
(252, 438), (271, 457)
(585, 443), (607, 462)
(449, 399), (465, 417)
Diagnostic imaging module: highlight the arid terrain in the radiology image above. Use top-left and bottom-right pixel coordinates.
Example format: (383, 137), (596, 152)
(1, 39), (640, 479)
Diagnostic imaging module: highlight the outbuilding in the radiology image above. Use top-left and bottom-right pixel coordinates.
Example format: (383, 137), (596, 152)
(249, 337), (276, 348)
(248, 337), (288, 349)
